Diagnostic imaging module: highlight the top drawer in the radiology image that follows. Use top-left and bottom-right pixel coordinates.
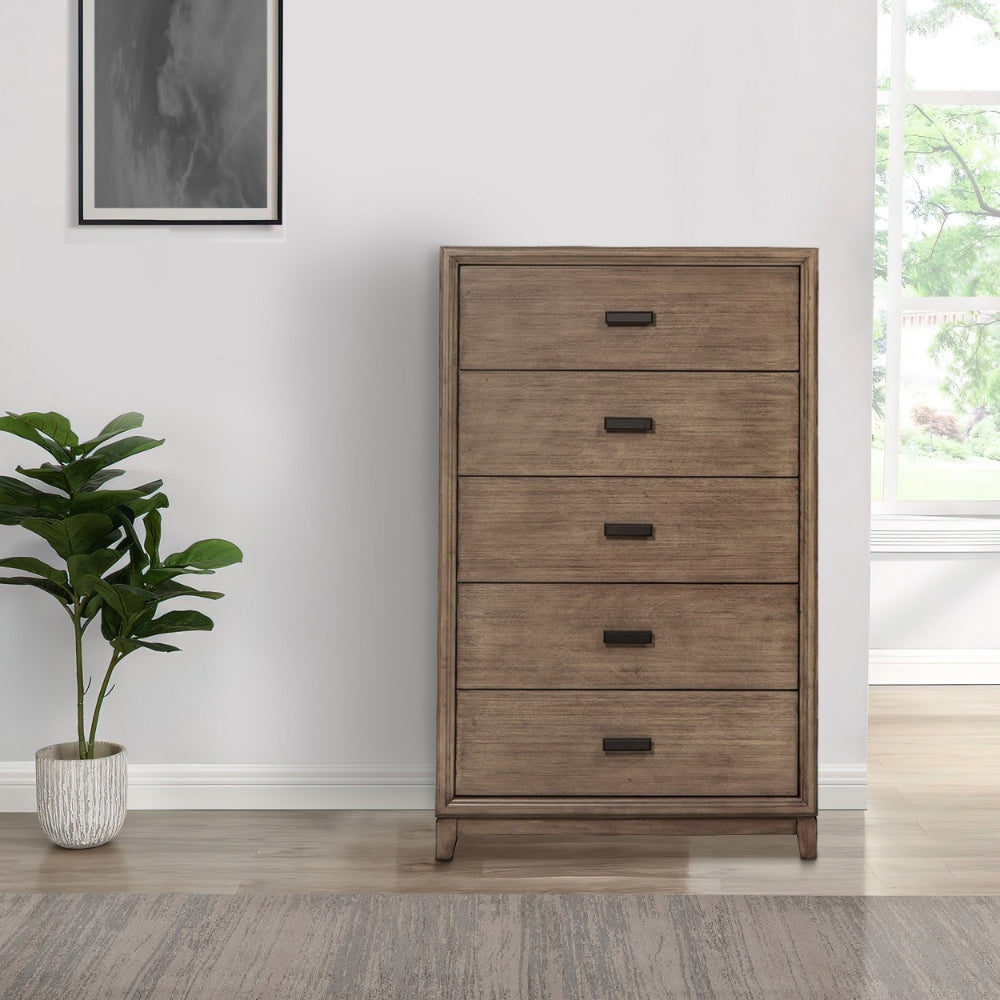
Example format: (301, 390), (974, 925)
(459, 265), (800, 371)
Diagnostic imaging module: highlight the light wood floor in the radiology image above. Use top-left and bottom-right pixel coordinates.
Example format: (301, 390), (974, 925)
(1, 686), (997, 894)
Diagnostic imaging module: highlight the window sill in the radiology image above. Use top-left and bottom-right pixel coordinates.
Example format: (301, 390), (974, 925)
(870, 515), (1000, 553)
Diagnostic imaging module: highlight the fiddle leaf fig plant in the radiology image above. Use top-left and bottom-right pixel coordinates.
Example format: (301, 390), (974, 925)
(0, 411), (242, 759)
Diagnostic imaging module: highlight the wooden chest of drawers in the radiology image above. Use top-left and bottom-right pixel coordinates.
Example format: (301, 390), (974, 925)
(436, 247), (817, 862)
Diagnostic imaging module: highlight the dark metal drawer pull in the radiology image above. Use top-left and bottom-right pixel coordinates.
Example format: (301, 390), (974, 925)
(603, 629), (654, 646)
(603, 737), (653, 753)
(604, 417), (654, 432)
(604, 522), (654, 538)
(605, 311), (654, 327)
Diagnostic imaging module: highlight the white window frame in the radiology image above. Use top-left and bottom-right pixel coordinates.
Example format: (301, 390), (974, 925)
(873, 0), (1000, 520)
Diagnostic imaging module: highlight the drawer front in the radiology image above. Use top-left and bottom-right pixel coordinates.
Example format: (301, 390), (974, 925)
(456, 583), (799, 689)
(459, 372), (798, 476)
(455, 690), (799, 796)
(459, 265), (800, 371)
(458, 477), (799, 582)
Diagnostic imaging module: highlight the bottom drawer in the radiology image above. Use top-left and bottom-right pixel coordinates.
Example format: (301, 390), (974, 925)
(455, 690), (798, 797)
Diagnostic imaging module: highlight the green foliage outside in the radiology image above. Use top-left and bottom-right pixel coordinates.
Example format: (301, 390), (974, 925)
(0, 412), (242, 759)
(967, 414), (1000, 458)
(907, 1), (1000, 48)
(903, 104), (1000, 297)
(930, 313), (1000, 419)
(901, 428), (970, 460)
(874, 2), (1000, 502)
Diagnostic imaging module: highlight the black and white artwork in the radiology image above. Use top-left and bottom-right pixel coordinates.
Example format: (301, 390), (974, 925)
(79, 0), (282, 224)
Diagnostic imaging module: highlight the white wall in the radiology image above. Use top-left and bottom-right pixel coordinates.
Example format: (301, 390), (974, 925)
(870, 552), (1000, 684)
(0, 1), (875, 807)
(871, 555), (1000, 648)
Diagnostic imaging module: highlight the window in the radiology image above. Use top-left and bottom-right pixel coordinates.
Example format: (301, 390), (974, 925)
(874, 0), (1000, 515)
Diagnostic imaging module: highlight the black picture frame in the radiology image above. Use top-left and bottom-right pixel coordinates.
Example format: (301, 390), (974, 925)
(78, 0), (282, 225)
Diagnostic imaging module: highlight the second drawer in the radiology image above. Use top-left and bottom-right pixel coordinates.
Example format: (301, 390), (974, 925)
(459, 371), (798, 476)
(456, 583), (799, 689)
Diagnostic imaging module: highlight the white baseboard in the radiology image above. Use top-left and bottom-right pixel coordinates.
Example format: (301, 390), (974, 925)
(869, 648), (1000, 685)
(0, 761), (865, 812)
(0, 762), (436, 813)
(817, 764), (867, 810)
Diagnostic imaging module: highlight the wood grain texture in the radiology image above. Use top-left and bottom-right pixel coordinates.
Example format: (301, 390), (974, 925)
(456, 583), (799, 690)
(458, 477), (799, 583)
(459, 265), (800, 371)
(798, 248), (819, 814)
(459, 372), (799, 476)
(797, 817), (818, 860)
(437, 249), (460, 813)
(456, 818), (799, 837)
(439, 794), (812, 820)
(455, 690), (799, 797)
(445, 246), (820, 266)
(435, 818), (458, 862)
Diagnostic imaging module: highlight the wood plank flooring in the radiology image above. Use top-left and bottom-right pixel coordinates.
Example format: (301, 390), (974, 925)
(0, 686), (997, 894)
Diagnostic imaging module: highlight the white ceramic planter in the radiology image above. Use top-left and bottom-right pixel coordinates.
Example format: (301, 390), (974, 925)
(35, 741), (127, 849)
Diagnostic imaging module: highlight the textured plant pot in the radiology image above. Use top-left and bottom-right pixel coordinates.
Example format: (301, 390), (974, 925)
(35, 741), (127, 849)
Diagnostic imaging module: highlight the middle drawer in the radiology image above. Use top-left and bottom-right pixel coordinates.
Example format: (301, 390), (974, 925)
(457, 477), (799, 582)
(459, 371), (798, 476)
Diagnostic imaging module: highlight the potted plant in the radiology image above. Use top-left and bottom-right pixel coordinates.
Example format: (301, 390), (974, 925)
(0, 411), (241, 848)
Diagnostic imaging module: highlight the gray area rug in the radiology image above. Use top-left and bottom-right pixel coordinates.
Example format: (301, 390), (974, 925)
(0, 893), (997, 999)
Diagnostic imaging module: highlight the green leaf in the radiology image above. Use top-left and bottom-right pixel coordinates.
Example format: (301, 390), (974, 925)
(100, 604), (123, 641)
(0, 507), (61, 524)
(0, 415), (72, 463)
(82, 593), (102, 620)
(0, 576), (73, 604)
(108, 508), (148, 577)
(132, 639), (181, 653)
(14, 465), (70, 494)
(149, 578), (224, 601)
(13, 412), (79, 450)
(0, 479), (70, 523)
(87, 436), (164, 470)
(60, 457), (112, 494)
(88, 578), (157, 618)
(144, 508), (162, 568)
(79, 413), (145, 454)
(21, 513), (120, 560)
(67, 549), (124, 592)
(164, 539), (243, 571)
(137, 566), (185, 585)
(124, 492), (169, 519)
(0, 475), (55, 497)
(63, 461), (165, 495)
(0, 557), (69, 587)
(48, 438), (164, 489)
(102, 564), (131, 586)
(0, 500), (67, 525)
(70, 485), (164, 516)
(133, 609), (214, 638)
(131, 480), (165, 497)
(79, 468), (126, 491)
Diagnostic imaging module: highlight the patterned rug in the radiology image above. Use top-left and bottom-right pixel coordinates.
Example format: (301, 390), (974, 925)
(0, 893), (996, 999)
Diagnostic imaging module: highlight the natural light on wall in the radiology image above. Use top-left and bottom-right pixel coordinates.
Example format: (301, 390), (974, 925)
(874, 0), (1000, 513)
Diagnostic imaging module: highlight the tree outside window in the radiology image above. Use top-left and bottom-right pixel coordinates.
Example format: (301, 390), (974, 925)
(875, 0), (1000, 512)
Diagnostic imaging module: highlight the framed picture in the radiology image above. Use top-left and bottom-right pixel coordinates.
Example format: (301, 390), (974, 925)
(78, 0), (282, 225)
